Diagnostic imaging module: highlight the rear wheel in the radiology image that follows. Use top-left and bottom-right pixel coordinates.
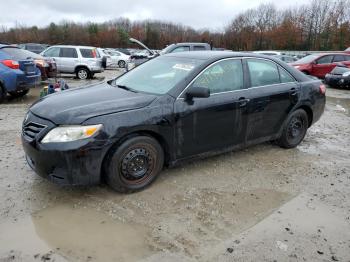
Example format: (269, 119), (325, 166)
(106, 136), (164, 193)
(118, 60), (126, 68)
(9, 89), (29, 98)
(76, 67), (90, 80)
(278, 109), (308, 149)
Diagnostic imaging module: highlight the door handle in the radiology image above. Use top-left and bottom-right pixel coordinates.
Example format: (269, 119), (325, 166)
(289, 87), (298, 96)
(238, 97), (250, 108)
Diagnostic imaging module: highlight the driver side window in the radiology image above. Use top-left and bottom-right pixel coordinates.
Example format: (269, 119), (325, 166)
(192, 59), (243, 94)
(316, 55), (333, 64)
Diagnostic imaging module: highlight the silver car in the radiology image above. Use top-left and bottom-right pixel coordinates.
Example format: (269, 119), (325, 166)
(41, 45), (105, 79)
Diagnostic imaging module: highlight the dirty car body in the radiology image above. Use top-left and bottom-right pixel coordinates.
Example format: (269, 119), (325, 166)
(22, 52), (326, 191)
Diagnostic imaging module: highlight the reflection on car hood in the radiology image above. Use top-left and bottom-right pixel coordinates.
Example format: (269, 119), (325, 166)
(30, 82), (157, 125)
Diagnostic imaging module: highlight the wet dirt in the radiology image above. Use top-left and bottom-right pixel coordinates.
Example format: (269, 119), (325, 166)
(0, 76), (349, 261)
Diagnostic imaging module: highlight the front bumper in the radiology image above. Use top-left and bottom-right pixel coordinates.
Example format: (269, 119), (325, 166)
(21, 113), (109, 186)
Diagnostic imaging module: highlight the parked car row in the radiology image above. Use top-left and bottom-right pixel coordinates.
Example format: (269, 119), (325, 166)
(291, 53), (350, 79)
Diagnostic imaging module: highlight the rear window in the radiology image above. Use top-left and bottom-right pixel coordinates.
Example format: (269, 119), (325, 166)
(0, 47), (41, 60)
(80, 48), (99, 58)
(27, 44), (45, 52)
(59, 48), (78, 58)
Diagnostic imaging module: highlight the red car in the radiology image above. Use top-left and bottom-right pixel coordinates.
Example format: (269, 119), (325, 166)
(291, 53), (350, 78)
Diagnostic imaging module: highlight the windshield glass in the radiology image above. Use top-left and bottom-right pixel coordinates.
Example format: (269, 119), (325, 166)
(295, 54), (319, 64)
(160, 44), (175, 55)
(112, 56), (203, 94)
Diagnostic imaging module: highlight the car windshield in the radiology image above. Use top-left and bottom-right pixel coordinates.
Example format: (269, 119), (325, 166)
(159, 44), (176, 55)
(111, 56), (202, 94)
(295, 54), (319, 64)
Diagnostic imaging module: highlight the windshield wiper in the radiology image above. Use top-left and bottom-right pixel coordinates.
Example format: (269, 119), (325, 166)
(115, 84), (138, 93)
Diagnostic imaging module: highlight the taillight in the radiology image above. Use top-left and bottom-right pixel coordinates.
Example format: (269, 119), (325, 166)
(319, 84), (326, 95)
(1, 59), (19, 69)
(92, 49), (97, 58)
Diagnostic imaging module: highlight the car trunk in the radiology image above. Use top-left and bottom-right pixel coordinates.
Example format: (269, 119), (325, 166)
(18, 60), (37, 76)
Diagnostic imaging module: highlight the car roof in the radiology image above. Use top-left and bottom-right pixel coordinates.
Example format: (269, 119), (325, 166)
(164, 51), (276, 60)
(48, 45), (96, 49)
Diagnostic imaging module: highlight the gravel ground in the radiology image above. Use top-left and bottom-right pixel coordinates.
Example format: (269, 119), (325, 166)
(0, 70), (349, 262)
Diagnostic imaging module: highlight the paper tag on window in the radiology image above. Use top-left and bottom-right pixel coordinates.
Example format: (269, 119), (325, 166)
(173, 64), (194, 71)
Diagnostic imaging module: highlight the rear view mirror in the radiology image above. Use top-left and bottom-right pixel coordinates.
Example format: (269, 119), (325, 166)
(185, 86), (210, 100)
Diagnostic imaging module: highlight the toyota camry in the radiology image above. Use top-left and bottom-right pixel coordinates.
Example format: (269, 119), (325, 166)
(22, 51), (325, 193)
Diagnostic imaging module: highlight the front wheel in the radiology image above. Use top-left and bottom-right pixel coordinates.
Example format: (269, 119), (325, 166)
(106, 136), (164, 193)
(278, 109), (308, 149)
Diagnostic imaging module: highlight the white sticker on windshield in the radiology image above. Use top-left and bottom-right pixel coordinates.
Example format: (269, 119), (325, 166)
(173, 64), (194, 71)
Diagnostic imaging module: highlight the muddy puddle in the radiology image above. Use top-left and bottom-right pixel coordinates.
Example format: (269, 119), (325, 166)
(0, 204), (153, 262)
(327, 96), (350, 116)
(0, 189), (291, 261)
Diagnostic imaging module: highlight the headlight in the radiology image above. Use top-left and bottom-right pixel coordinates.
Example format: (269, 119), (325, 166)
(294, 66), (300, 69)
(342, 71), (350, 77)
(41, 124), (102, 143)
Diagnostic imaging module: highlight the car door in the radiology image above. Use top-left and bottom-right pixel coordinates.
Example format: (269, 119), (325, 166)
(244, 58), (299, 143)
(173, 58), (249, 158)
(312, 55), (334, 78)
(59, 47), (78, 73)
(42, 47), (61, 70)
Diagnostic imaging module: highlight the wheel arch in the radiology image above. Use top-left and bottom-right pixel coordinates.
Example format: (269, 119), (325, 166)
(74, 65), (90, 73)
(101, 129), (171, 179)
(295, 105), (313, 127)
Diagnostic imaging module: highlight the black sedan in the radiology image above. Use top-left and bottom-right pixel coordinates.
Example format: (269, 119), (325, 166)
(325, 64), (350, 88)
(22, 52), (325, 193)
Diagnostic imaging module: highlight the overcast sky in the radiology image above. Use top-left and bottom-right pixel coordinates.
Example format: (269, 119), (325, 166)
(0, 0), (308, 30)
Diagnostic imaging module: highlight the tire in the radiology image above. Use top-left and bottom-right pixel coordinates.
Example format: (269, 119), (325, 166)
(278, 109), (309, 149)
(118, 60), (126, 68)
(0, 85), (5, 103)
(76, 67), (90, 80)
(106, 136), (164, 193)
(9, 89), (29, 98)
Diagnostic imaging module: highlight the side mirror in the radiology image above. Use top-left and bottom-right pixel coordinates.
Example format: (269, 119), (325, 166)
(185, 86), (210, 100)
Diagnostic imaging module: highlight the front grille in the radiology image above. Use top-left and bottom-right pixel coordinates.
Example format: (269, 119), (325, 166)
(23, 122), (47, 140)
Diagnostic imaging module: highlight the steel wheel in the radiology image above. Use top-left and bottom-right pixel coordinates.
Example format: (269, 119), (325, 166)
(106, 136), (164, 193)
(278, 109), (308, 149)
(120, 147), (156, 184)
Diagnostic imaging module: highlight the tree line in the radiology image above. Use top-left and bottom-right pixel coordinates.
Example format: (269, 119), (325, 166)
(1, 0), (349, 51)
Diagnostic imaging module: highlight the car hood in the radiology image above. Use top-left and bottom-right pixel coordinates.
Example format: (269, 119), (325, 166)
(30, 82), (157, 125)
